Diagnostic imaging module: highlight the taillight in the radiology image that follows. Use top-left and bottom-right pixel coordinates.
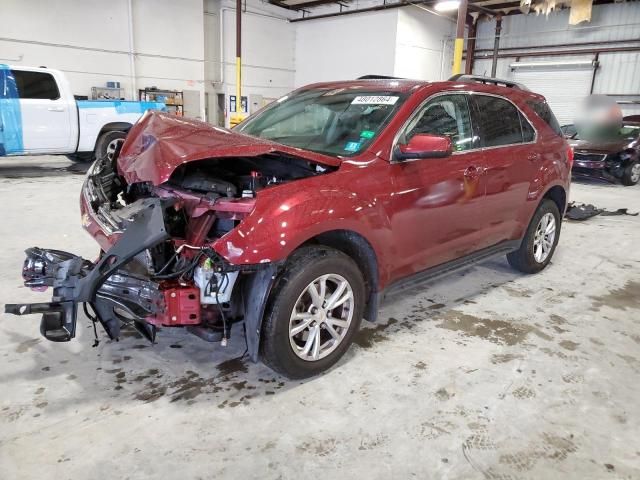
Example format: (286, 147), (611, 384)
(567, 146), (574, 168)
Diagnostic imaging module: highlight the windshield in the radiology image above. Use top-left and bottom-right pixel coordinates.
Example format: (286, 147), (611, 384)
(238, 88), (406, 157)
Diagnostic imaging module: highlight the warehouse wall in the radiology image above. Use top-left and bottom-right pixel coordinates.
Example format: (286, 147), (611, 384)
(294, 10), (399, 86)
(295, 7), (454, 85)
(394, 8), (455, 81)
(205, 0), (296, 126)
(471, 2), (640, 119)
(0, 0), (206, 118)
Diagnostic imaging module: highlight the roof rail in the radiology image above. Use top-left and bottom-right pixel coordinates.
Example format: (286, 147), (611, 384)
(357, 74), (403, 80)
(448, 74), (529, 91)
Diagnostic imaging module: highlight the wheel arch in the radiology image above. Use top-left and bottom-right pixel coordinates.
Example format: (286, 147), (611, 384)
(542, 184), (567, 216)
(93, 122), (132, 152)
(301, 229), (380, 323)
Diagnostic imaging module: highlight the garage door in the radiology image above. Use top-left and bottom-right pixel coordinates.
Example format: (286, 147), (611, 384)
(513, 67), (594, 125)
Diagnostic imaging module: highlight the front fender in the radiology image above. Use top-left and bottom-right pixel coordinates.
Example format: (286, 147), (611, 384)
(212, 175), (392, 277)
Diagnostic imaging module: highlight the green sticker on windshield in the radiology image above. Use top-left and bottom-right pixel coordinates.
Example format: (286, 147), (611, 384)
(360, 130), (375, 139)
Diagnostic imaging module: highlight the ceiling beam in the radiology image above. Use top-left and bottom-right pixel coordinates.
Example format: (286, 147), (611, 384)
(284, 0), (349, 8)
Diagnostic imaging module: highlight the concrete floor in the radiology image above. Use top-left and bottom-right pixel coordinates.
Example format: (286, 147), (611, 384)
(0, 156), (638, 479)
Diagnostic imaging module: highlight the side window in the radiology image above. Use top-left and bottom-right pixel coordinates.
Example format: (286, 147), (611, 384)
(520, 112), (535, 142)
(526, 99), (562, 136)
(11, 70), (60, 100)
(403, 94), (475, 152)
(473, 95), (523, 147)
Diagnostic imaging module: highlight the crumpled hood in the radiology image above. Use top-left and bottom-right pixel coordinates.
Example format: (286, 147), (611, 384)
(118, 111), (341, 185)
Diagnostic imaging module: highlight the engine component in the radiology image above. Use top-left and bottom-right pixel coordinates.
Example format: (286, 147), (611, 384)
(173, 169), (237, 197)
(193, 260), (239, 304)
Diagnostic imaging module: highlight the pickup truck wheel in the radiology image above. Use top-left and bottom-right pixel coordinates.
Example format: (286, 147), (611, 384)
(621, 161), (640, 186)
(95, 131), (127, 162)
(507, 199), (561, 274)
(261, 247), (365, 379)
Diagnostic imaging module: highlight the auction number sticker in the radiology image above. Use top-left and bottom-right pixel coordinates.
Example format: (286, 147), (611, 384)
(351, 96), (399, 105)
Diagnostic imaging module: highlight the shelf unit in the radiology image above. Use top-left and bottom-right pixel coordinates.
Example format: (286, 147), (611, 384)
(91, 86), (125, 100)
(139, 88), (184, 116)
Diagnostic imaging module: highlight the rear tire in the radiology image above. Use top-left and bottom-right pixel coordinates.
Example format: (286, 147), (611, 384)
(95, 130), (127, 162)
(621, 161), (640, 186)
(260, 246), (365, 379)
(507, 199), (561, 274)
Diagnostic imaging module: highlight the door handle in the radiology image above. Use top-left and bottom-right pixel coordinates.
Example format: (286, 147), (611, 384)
(527, 153), (541, 162)
(47, 106), (65, 112)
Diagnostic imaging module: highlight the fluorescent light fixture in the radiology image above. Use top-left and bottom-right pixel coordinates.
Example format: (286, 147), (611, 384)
(510, 60), (597, 70)
(434, 0), (460, 12)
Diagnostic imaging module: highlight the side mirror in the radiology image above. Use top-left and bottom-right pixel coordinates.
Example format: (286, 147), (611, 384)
(394, 134), (452, 161)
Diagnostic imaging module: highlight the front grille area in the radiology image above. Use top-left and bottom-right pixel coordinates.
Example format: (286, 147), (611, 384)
(574, 152), (607, 162)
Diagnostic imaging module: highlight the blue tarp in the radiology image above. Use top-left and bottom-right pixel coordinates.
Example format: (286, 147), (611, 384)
(0, 64), (24, 155)
(77, 100), (167, 114)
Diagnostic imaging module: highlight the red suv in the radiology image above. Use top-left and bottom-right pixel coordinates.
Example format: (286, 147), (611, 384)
(6, 75), (571, 378)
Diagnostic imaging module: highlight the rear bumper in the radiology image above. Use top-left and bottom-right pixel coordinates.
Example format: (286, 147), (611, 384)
(5, 198), (169, 342)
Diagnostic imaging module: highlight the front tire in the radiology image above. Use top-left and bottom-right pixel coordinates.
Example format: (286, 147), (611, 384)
(507, 199), (561, 274)
(95, 130), (127, 162)
(621, 161), (640, 186)
(261, 246), (365, 379)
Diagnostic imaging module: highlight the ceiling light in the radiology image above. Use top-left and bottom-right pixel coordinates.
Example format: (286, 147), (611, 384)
(434, 0), (460, 12)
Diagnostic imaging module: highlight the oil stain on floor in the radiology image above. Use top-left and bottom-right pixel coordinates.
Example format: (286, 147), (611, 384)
(590, 280), (640, 311)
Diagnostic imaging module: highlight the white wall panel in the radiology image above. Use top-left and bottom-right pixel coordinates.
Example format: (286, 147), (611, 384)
(394, 9), (455, 81)
(294, 10), (399, 86)
(0, 0), (206, 117)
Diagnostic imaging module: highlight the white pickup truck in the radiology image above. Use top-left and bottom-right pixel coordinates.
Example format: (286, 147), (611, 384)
(0, 65), (165, 162)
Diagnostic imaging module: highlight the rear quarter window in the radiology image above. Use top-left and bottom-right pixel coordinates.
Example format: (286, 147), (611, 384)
(473, 95), (524, 147)
(526, 99), (562, 136)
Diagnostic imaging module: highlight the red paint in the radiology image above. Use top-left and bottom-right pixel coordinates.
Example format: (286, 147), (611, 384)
(148, 286), (201, 326)
(118, 111), (340, 186)
(86, 79), (570, 292)
(398, 134), (452, 158)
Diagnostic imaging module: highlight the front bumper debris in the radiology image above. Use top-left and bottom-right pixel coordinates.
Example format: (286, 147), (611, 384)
(5, 198), (169, 343)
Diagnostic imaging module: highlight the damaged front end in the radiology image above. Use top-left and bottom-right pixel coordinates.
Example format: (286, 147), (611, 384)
(6, 198), (169, 343)
(5, 112), (336, 360)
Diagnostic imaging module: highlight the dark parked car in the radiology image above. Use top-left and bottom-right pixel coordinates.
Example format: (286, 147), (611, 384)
(563, 119), (640, 186)
(6, 76), (572, 378)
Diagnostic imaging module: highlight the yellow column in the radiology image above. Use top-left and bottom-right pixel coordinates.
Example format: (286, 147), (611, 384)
(231, 57), (244, 127)
(451, 0), (468, 76)
(452, 38), (464, 75)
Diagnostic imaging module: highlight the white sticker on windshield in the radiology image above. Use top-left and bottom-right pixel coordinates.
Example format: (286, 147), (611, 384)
(351, 96), (399, 105)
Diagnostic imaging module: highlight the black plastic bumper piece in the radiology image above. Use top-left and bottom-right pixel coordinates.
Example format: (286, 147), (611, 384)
(4, 198), (170, 342)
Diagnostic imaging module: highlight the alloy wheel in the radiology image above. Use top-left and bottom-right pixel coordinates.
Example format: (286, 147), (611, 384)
(631, 163), (640, 183)
(289, 273), (354, 362)
(106, 138), (124, 162)
(533, 212), (556, 263)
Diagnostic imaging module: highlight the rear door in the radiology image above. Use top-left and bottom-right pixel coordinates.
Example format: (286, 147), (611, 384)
(388, 92), (488, 277)
(469, 94), (538, 247)
(12, 69), (75, 153)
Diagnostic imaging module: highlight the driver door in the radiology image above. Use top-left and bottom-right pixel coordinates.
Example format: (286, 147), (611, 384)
(388, 93), (488, 279)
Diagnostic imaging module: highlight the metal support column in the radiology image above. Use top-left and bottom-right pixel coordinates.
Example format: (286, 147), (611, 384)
(491, 15), (502, 78)
(231, 0), (244, 126)
(465, 16), (476, 75)
(452, 0), (468, 75)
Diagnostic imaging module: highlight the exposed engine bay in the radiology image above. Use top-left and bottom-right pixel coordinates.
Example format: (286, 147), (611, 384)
(5, 136), (335, 360)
